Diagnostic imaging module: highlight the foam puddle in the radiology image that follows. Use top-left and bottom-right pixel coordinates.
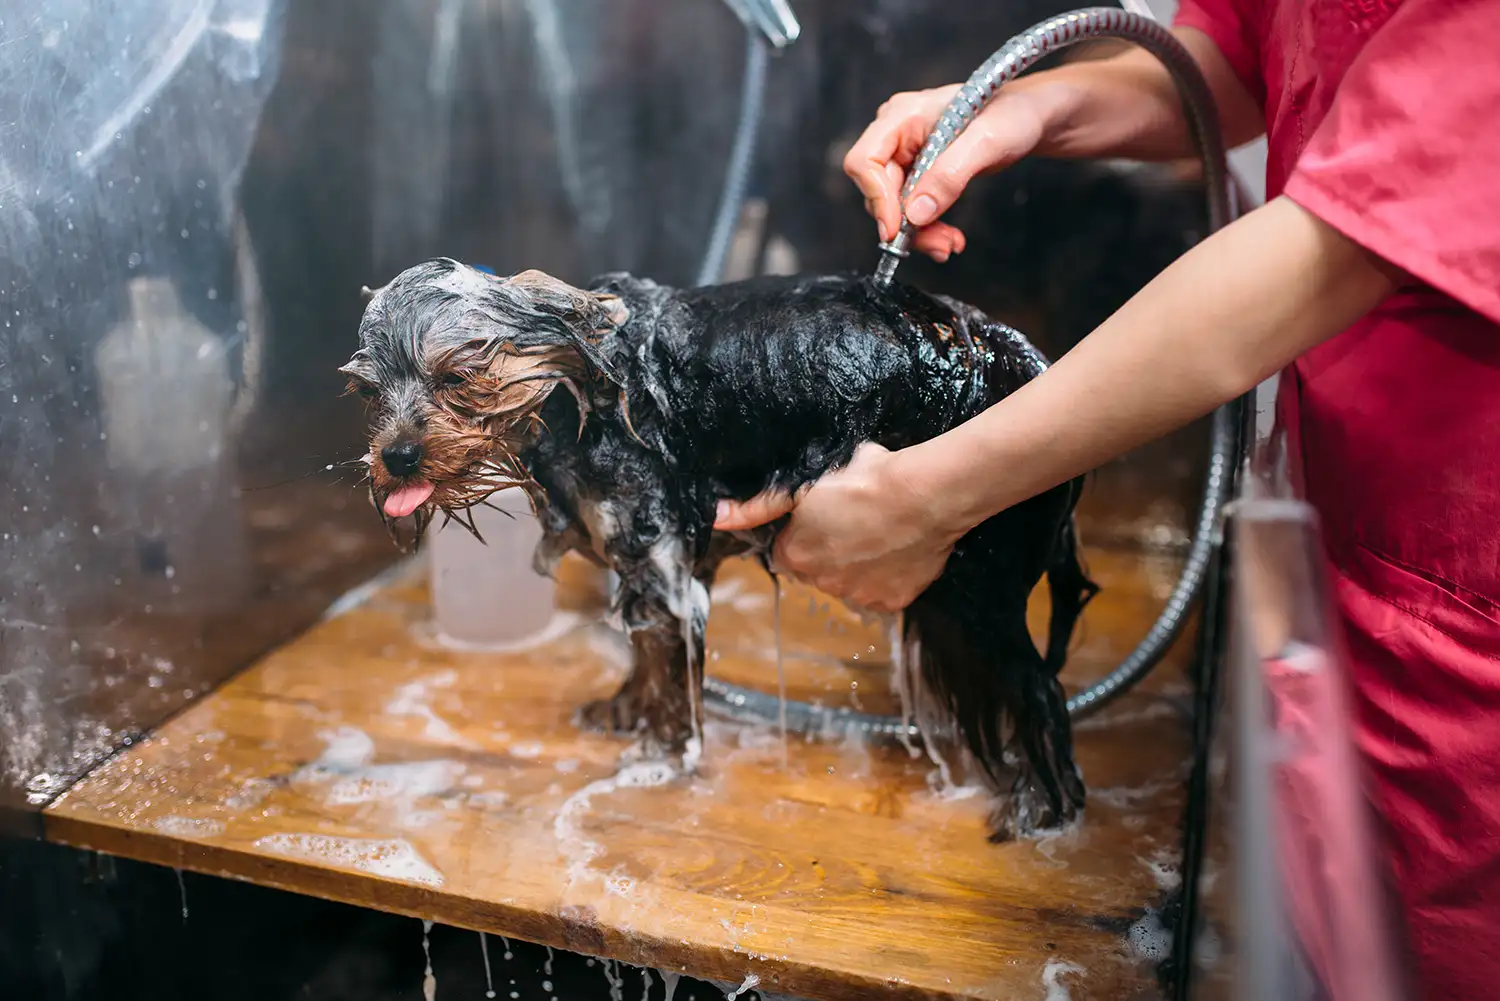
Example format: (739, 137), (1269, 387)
(1127, 907), (1173, 964)
(386, 672), (478, 749)
(292, 725), (466, 831)
(1042, 960), (1084, 1001)
(153, 815), (226, 839)
(554, 761), (679, 888)
(254, 833), (445, 886)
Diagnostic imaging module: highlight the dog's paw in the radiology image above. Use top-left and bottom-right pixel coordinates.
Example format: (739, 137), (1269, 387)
(987, 781), (1080, 843)
(575, 692), (646, 736)
(618, 731), (679, 764)
(619, 730), (702, 778)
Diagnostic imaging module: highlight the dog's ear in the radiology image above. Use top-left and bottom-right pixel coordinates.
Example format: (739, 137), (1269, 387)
(594, 292), (629, 329)
(505, 270), (629, 383)
(339, 349), (375, 380)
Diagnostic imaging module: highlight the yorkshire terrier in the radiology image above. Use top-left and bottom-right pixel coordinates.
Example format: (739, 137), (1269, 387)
(341, 259), (1098, 840)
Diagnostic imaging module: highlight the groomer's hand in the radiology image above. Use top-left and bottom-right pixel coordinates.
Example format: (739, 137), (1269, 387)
(843, 81), (1055, 261)
(712, 444), (964, 614)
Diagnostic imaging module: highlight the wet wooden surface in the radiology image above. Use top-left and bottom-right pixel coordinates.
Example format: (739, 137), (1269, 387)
(46, 547), (1194, 1001)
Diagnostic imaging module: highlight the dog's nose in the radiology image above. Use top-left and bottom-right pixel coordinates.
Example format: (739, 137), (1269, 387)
(381, 440), (425, 477)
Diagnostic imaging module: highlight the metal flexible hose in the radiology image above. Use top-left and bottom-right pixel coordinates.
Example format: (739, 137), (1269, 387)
(696, 31), (769, 286)
(703, 7), (1247, 733)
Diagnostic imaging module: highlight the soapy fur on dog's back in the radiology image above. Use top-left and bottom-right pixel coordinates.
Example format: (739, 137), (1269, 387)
(527, 271), (1097, 837)
(580, 272), (1044, 502)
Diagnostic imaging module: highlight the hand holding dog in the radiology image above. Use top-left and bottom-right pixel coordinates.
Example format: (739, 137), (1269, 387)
(713, 443), (962, 614)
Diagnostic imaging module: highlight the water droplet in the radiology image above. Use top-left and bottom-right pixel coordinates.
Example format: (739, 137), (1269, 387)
(206, 287), (218, 300)
(127, 252), (142, 268)
(180, 228), (190, 239)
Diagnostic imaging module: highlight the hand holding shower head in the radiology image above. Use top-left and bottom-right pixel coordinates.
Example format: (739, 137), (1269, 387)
(872, 7), (1231, 287)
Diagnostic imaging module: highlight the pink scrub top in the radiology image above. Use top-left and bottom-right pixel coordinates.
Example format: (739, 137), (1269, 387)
(1172, 1), (1500, 997)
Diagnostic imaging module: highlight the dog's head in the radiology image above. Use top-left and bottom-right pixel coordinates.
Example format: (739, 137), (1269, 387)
(340, 258), (628, 548)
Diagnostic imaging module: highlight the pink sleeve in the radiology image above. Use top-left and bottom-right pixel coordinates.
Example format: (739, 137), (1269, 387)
(1283, 1), (1500, 326)
(1173, 0), (1265, 106)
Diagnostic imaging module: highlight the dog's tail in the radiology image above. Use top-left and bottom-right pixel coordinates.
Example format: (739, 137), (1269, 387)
(1044, 506), (1100, 676)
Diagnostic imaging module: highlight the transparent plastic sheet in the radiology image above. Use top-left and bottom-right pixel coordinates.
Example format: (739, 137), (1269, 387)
(1192, 434), (1412, 1000)
(1, 0), (1225, 827)
(0, 0), (286, 808)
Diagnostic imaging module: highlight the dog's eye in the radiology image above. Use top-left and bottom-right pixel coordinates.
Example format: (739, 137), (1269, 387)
(437, 372), (467, 389)
(347, 379), (378, 401)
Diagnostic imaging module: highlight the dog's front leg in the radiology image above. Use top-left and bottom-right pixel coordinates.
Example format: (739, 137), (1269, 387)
(576, 529), (709, 766)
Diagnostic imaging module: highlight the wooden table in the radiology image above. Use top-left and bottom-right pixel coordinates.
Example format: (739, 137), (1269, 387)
(45, 548), (1193, 1001)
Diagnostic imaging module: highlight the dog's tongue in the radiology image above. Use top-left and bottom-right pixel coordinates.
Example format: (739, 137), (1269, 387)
(383, 481), (434, 518)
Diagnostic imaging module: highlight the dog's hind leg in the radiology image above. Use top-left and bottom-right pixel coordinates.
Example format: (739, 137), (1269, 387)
(1044, 513), (1101, 674)
(907, 513), (1086, 840)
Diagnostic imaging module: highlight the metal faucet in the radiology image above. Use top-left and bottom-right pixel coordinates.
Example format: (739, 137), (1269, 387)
(719, 0), (800, 48)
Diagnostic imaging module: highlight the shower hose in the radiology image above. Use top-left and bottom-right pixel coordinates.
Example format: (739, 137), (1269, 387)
(699, 7), (1248, 738)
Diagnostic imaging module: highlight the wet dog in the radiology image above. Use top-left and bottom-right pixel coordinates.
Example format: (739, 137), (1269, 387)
(341, 259), (1098, 839)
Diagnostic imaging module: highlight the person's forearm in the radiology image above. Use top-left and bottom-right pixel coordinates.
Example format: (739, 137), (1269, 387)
(1018, 27), (1264, 163)
(897, 196), (1398, 532)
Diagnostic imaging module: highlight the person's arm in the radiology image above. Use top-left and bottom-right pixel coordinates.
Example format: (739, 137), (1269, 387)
(715, 196), (1399, 612)
(896, 195), (1397, 530)
(845, 26), (1263, 257)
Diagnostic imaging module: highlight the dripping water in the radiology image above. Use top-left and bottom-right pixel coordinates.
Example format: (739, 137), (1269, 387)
(421, 919), (437, 1001)
(662, 970), (681, 1001)
(479, 931), (496, 998)
(725, 973), (761, 999)
(922, 724), (958, 791)
(541, 947), (556, 996)
(173, 867), (188, 921)
(501, 935), (514, 961)
(681, 577), (704, 771)
(889, 616), (920, 759)
(771, 574), (788, 768)
(641, 967), (653, 1001)
(602, 957), (625, 1001)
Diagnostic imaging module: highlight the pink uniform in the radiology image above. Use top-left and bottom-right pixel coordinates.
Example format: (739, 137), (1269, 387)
(1172, 0), (1500, 996)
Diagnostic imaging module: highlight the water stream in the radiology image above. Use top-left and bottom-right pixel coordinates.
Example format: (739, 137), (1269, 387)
(479, 931), (496, 998)
(771, 575), (788, 768)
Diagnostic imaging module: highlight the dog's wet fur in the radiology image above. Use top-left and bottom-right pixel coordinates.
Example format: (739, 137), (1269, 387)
(342, 258), (1099, 840)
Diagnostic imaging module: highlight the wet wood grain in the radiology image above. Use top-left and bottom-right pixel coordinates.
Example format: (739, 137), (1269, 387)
(46, 548), (1193, 1001)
